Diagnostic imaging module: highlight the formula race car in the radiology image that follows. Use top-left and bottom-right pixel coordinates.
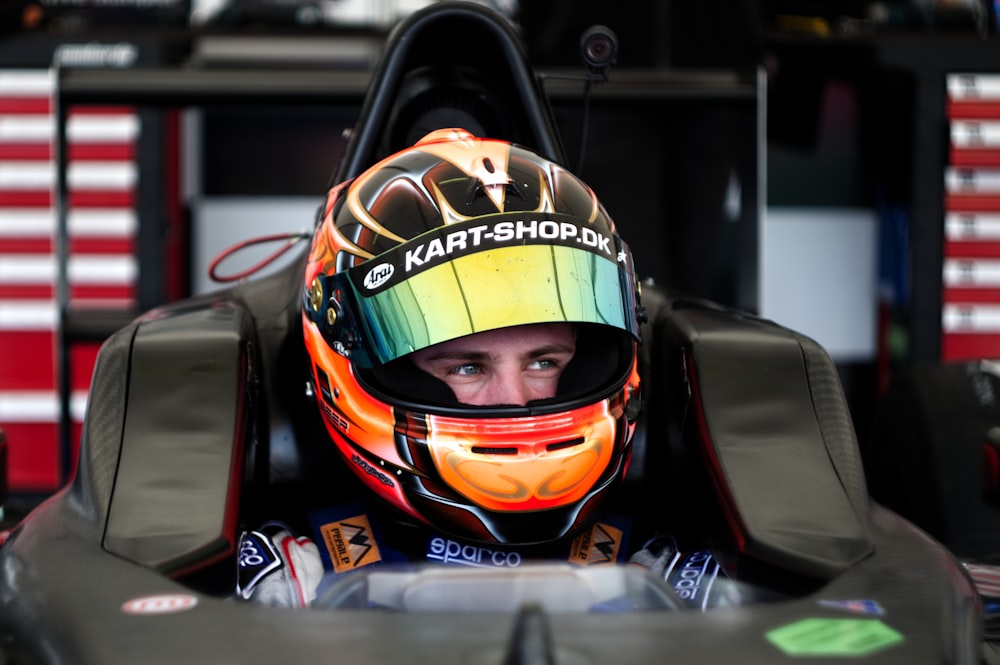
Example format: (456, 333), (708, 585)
(0, 3), (995, 664)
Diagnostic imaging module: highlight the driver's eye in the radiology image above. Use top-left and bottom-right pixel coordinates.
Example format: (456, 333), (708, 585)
(449, 364), (482, 377)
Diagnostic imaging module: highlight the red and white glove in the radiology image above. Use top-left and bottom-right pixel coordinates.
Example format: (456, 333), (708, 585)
(236, 523), (324, 608)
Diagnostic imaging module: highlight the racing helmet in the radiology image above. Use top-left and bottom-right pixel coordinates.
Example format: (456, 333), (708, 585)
(303, 128), (644, 545)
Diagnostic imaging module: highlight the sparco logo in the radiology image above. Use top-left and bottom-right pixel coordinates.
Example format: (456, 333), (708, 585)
(426, 537), (523, 568)
(672, 551), (715, 601)
(363, 262), (394, 289)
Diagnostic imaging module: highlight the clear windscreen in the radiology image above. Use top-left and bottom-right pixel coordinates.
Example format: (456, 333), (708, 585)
(314, 563), (684, 613)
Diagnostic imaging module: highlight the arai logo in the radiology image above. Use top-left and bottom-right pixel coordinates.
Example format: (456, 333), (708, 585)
(363, 262), (394, 290)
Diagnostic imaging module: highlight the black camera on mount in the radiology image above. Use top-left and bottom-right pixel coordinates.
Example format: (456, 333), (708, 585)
(580, 25), (618, 79)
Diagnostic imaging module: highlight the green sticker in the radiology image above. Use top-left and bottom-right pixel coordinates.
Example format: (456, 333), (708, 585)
(766, 618), (904, 657)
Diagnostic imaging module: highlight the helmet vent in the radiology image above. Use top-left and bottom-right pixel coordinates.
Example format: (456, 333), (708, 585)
(470, 446), (518, 455)
(546, 437), (586, 452)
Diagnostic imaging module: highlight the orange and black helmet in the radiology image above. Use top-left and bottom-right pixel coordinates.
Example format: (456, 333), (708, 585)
(303, 129), (643, 545)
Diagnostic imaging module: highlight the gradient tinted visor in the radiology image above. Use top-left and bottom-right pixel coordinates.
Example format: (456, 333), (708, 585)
(315, 214), (640, 368)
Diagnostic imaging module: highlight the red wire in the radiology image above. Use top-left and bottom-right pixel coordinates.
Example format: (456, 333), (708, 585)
(208, 232), (310, 283)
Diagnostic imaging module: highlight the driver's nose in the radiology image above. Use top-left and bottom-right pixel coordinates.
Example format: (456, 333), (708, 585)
(473, 372), (532, 407)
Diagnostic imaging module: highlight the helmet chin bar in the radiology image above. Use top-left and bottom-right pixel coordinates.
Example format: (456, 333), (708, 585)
(389, 395), (637, 545)
(328, 415), (599, 545)
(403, 443), (633, 546)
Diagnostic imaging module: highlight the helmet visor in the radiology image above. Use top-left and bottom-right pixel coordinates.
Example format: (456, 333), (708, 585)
(313, 213), (640, 368)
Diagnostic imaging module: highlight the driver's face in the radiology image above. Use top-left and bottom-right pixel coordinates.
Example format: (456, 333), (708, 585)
(409, 323), (576, 406)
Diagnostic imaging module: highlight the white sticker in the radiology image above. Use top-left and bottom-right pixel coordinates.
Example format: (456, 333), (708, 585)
(363, 262), (394, 290)
(121, 594), (198, 615)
